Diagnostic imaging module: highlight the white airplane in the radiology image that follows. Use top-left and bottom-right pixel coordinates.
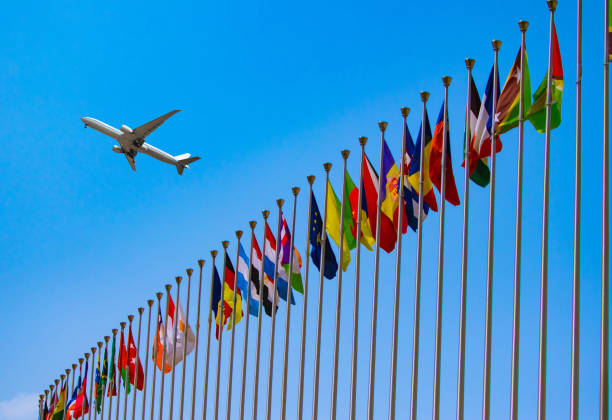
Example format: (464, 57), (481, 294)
(80, 110), (200, 175)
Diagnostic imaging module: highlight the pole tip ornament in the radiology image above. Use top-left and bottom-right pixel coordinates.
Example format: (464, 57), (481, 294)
(378, 121), (388, 132)
(198, 259), (205, 268)
(222, 240), (230, 249)
(165, 284), (172, 292)
(442, 76), (452, 87)
(292, 186), (300, 196)
(104, 336), (110, 343)
(262, 210), (270, 219)
(128, 315), (134, 322)
(66, 368), (71, 374)
(97, 341), (103, 348)
(211, 250), (218, 258)
(547, 0), (557, 11)
(341, 150), (350, 159)
(359, 136), (368, 146)
(85, 352), (90, 359)
(72, 364), (77, 370)
(249, 220), (257, 229)
(401, 107), (410, 117)
(492, 40), (502, 51)
(138, 307), (144, 314)
(276, 198), (284, 208)
(518, 20), (529, 32)
(236, 230), (243, 239)
(175, 276), (182, 285)
(307, 175), (315, 184)
(156, 292), (163, 300)
(465, 58), (475, 69)
(60, 374), (65, 381)
(323, 162), (332, 172)
(420, 91), (430, 102)
(79, 357), (84, 363)
(186, 268), (193, 277)
(45, 389), (49, 396)
(147, 299), (154, 307)
(120, 322), (126, 329)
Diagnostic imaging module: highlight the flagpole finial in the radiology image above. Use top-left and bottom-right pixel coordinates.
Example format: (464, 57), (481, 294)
(120, 322), (126, 329)
(359, 136), (368, 146)
(61, 374), (65, 381)
(277, 199), (284, 208)
(66, 368), (71, 375)
(249, 220), (257, 229)
(156, 292), (163, 300)
(378, 121), (388, 132)
(176, 276), (182, 285)
(492, 40), (502, 51)
(222, 241), (230, 249)
(104, 336), (110, 343)
(44, 389), (49, 396)
(211, 250), (218, 258)
(198, 259), (205, 268)
(186, 268), (194, 277)
(165, 284), (172, 293)
(324, 162), (332, 172)
(547, 0), (557, 11)
(72, 363), (77, 369)
(93, 344), (99, 352)
(292, 186), (300, 196)
(307, 175), (316, 184)
(138, 307), (144, 315)
(341, 150), (350, 160)
(128, 314), (135, 322)
(147, 299), (154, 307)
(236, 230), (243, 239)
(420, 91), (430, 102)
(401, 107), (410, 118)
(518, 20), (529, 32)
(465, 58), (475, 69)
(54, 378), (60, 386)
(262, 210), (270, 219)
(85, 352), (90, 360)
(78, 358), (84, 364)
(442, 76), (452, 87)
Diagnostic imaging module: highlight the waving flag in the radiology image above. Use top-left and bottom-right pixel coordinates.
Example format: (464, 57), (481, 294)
(408, 109), (439, 212)
(263, 219), (296, 305)
(326, 180), (353, 271)
(278, 212), (303, 299)
(429, 103), (460, 206)
(46, 388), (58, 420)
(309, 190), (338, 279)
(223, 253), (243, 330)
(211, 264), (232, 339)
(67, 361), (89, 419)
(346, 170), (375, 250)
(496, 46), (531, 134)
(51, 382), (67, 420)
(118, 329), (131, 393)
(403, 122), (429, 231)
(237, 243), (258, 316)
(461, 74), (490, 187)
(124, 325), (145, 390)
(154, 307), (172, 373)
(107, 334), (117, 396)
(95, 345), (107, 412)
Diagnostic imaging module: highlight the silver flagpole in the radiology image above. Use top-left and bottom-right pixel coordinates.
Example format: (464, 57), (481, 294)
(179, 269), (194, 420)
(457, 58), (474, 420)
(433, 76), (452, 420)
(150, 293), (163, 420)
(44, 389), (49, 420)
(252, 211), (270, 420)
(38, 395), (42, 420)
(202, 252), (218, 420)
(158, 285), (173, 420)
(265, 199), (285, 420)
(214, 242), (230, 420)
(389, 109), (409, 420)
(51, 383), (56, 419)
(101, 337), (110, 420)
(71, 363), (77, 417)
(510, 20), (529, 420)
(239, 222), (256, 420)
(331, 151), (350, 420)
(312, 163), (332, 420)
(190, 260), (205, 420)
(131, 308), (144, 420)
(63, 372), (70, 420)
(140, 300), (154, 420)
(53, 380), (60, 417)
(297, 176), (315, 420)
(603, 0), (610, 416)
(226, 231), (244, 420)
(280, 187), (300, 420)
(571, 0), (582, 418)
(482, 39), (501, 420)
(349, 137), (367, 420)
(108, 331), (118, 420)
(117, 322), (126, 420)
(367, 121), (388, 420)
(88, 347), (97, 420)
(168, 277), (183, 420)
(77, 360), (83, 417)
(410, 91), (430, 420)
(124, 317), (134, 420)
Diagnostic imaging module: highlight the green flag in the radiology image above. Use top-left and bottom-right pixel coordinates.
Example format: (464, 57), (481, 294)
(107, 334), (117, 397)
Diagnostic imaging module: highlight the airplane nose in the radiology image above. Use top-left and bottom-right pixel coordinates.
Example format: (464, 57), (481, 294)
(80, 117), (87, 123)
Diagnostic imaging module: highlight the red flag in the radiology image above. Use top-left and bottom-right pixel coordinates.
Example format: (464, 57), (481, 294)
(429, 103), (460, 206)
(127, 326), (145, 390)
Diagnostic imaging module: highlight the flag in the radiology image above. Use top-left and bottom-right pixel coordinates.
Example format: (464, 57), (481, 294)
(95, 346), (107, 413)
(403, 122), (430, 231)
(43, 399), (48, 420)
(67, 361), (89, 419)
(154, 307), (172, 372)
(407, 110), (439, 212)
(263, 219), (296, 305)
(278, 212), (304, 296)
(326, 180), (353, 271)
(527, 22), (563, 133)
(346, 170), (376, 250)
(211, 264), (232, 340)
(172, 297), (195, 364)
(118, 328), (130, 394)
(461, 73), (490, 186)
(496, 46), (532, 134)
(46, 389), (57, 420)
(107, 334), (117, 397)
(223, 251), (243, 330)
(381, 139), (409, 234)
(429, 103), (460, 206)
(237, 242), (259, 316)
(362, 153), (399, 252)
(309, 190), (338, 279)
(51, 383), (67, 420)
(126, 325), (145, 390)
(251, 232), (277, 316)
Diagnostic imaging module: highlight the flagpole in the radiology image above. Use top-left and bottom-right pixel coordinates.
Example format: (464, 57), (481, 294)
(571, 1), (582, 419)
(102, 336), (110, 420)
(239, 222), (256, 420)
(297, 176), (315, 420)
(131, 308), (144, 420)
(482, 39), (501, 420)
(88, 347), (97, 420)
(123, 316), (134, 420)
(509, 21), (529, 420)
(44, 389), (49, 420)
(389, 109), (409, 420)
(140, 300), (154, 420)
(265, 199), (285, 420)
(312, 163), (332, 420)
(349, 137), (367, 420)
(252, 211), (270, 420)
(117, 322), (126, 420)
(226, 231), (244, 420)
(63, 372), (70, 420)
(169, 277), (183, 420)
(71, 363), (78, 412)
(78, 358), (85, 417)
(38, 394), (43, 420)
(158, 284), (173, 420)
(280, 187), (300, 420)
(331, 151), (349, 420)
(603, 0), (610, 416)
(179, 268), (194, 420)
(190, 260), (205, 420)
(202, 251), (218, 420)
(149, 293), (163, 420)
(51, 382), (56, 418)
(214, 242), (230, 420)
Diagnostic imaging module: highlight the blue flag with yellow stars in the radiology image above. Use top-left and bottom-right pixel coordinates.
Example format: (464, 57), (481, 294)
(309, 190), (338, 279)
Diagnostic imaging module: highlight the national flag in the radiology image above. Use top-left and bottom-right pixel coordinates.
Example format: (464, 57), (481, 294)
(326, 180), (353, 271)
(429, 103), (460, 206)
(346, 170), (376, 250)
(67, 361), (89, 419)
(211, 264), (232, 340)
(263, 219), (296, 305)
(309, 190), (338, 279)
(43, 399), (48, 420)
(51, 382), (67, 420)
(154, 307), (172, 372)
(403, 122), (429, 231)
(461, 73), (490, 186)
(251, 233), (277, 316)
(107, 334), (117, 397)
(125, 325), (145, 391)
(496, 46), (532, 134)
(407, 110), (439, 212)
(223, 253), (243, 330)
(237, 242), (259, 316)
(172, 297), (195, 365)
(278, 213), (304, 297)
(95, 346), (107, 413)
(381, 139), (409, 234)
(46, 389), (57, 420)
(527, 22), (563, 133)
(118, 328), (131, 394)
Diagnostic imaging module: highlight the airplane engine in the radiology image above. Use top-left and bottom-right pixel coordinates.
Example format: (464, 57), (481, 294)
(112, 145), (123, 153)
(120, 125), (133, 134)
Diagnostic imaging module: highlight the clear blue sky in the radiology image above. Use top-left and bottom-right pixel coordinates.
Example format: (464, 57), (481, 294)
(0, 0), (605, 419)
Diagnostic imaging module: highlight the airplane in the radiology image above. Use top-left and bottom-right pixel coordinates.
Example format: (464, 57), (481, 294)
(80, 110), (200, 175)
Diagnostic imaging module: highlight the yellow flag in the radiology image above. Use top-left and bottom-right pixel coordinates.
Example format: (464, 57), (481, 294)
(326, 181), (351, 271)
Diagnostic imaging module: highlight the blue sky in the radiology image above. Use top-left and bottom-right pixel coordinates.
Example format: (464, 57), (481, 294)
(0, 0), (606, 419)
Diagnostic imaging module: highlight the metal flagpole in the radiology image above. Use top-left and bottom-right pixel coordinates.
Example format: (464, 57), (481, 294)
(124, 317), (134, 420)
(108, 330), (118, 420)
(349, 137), (367, 420)
(71, 363), (77, 411)
(331, 151), (350, 420)
(63, 372), (69, 420)
(190, 260), (205, 420)
(88, 347), (97, 420)
(510, 20), (529, 420)
(51, 383), (56, 418)
(482, 40), (501, 420)
(297, 176), (315, 420)
(38, 394), (42, 420)
(101, 337), (110, 420)
(214, 242), (230, 420)
(226, 231), (244, 420)
(280, 187), (300, 420)
(202, 251), (218, 420)
(410, 91), (429, 420)
(131, 308), (144, 420)
(239, 222), (256, 420)
(44, 389), (49, 420)
(389, 109), (409, 420)
(265, 199), (285, 420)
(54, 379), (60, 416)
(140, 300), (154, 420)
(78, 358), (84, 416)
(168, 277), (183, 420)
(312, 163), (332, 420)
(117, 322), (126, 420)
(252, 211), (270, 420)
(603, 0), (610, 417)
(457, 58), (474, 420)
(433, 77), (451, 420)
(158, 285), (173, 420)
(150, 293), (163, 420)
(179, 269), (194, 420)
(367, 121), (388, 420)
(571, 1), (582, 419)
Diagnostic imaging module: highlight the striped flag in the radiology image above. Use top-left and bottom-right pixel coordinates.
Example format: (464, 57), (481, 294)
(263, 219), (296, 305)
(403, 122), (429, 231)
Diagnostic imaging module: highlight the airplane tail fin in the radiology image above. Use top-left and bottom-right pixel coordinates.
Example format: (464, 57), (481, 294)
(175, 155), (201, 175)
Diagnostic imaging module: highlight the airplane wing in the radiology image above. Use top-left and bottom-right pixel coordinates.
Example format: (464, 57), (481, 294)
(132, 110), (180, 141)
(124, 152), (137, 171)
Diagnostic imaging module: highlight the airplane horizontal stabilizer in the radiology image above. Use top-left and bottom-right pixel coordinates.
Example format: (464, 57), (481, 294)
(176, 156), (200, 176)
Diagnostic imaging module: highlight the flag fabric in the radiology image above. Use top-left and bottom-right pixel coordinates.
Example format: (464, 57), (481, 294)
(95, 346), (107, 413)
(172, 297), (195, 365)
(66, 362), (89, 419)
(251, 232), (277, 316)
(381, 139), (409, 235)
(496, 46), (532, 134)
(43, 400), (49, 420)
(346, 170), (376, 250)
(407, 110), (439, 212)
(223, 253), (243, 330)
(326, 180), (353, 271)
(107, 335), (117, 397)
(278, 212), (304, 296)
(461, 74), (490, 186)
(309, 190), (338, 279)
(126, 325), (145, 390)
(118, 329), (130, 394)
(263, 220), (296, 305)
(154, 307), (172, 372)
(46, 389), (57, 420)
(211, 264), (232, 339)
(403, 122), (430, 231)
(237, 242), (259, 316)
(51, 383), (67, 420)
(429, 103), (461, 206)
(527, 22), (563, 133)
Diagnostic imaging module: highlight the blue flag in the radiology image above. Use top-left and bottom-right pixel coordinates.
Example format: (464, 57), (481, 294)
(309, 190), (338, 279)
(403, 122), (429, 232)
(237, 243), (259, 316)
